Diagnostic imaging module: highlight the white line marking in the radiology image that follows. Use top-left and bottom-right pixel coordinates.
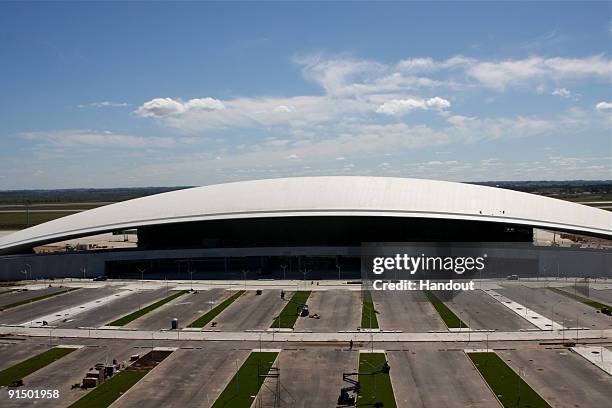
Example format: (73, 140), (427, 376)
(570, 346), (612, 375)
(482, 289), (564, 330)
(21, 290), (133, 327)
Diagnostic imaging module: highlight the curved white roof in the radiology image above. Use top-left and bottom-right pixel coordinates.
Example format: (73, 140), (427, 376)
(1, 176), (610, 253)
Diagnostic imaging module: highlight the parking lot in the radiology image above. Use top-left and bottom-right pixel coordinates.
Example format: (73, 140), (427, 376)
(497, 284), (612, 329)
(112, 345), (250, 408)
(446, 289), (535, 331)
(0, 288), (117, 326)
(213, 289), (288, 331)
(387, 348), (500, 407)
(497, 348), (612, 407)
(294, 290), (361, 332)
(257, 348), (357, 407)
(0, 280), (610, 408)
(56, 288), (171, 329)
(128, 289), (229, 330)
(374, 290), (447, 332)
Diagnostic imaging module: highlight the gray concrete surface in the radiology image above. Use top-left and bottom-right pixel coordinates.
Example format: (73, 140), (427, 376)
(0, 288), (117, 325)
(0, 341), (138, 407)
(374, 291), (447, 332)
(214, 290), (288, 331)
(387, 349), (499, 407)
(111, 345), (250, 408)
(0, 287), (67, 308)
(498, 285), (612, 329)
(56, 288), (172, 328)
(257, 348), (357, 408)
(0, 339), (50, 371)
(294, 290), (361, 332)
(497, 348), (612, 407)
(586, 288), (612, 305)
(447, 289), (535, 331)
(128, 289), (229, 330)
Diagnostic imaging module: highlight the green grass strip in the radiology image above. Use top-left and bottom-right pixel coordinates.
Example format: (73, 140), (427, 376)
(424, 290), (467, 329)
(356, 352), (397, 408)
(361, 290), (379, 329)
(271, 291), (311, 328)
(0, 347), (76, 386)
(468, 352), (551, 408)
(0, 288), (79, 311)
(548, 288), (611, 310)
(107, 290), (188, 326)
(187, 290), (245, 328)
(212, 351), (278, 408)
(68, 370), (148, 408)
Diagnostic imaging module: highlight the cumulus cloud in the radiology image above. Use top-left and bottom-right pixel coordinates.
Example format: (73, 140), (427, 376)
(595, 101), (612, 110)
(376, 97), (450, 115)
(551, 88), (572, 98)
(134, 97), (225, 118)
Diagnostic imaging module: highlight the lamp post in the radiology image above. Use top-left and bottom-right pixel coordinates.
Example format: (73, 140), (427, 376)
(242, 269), (248, 290)
(190, 264), (194, 291)
(551, 300), (563, 331)
(280, 264), (287, 281)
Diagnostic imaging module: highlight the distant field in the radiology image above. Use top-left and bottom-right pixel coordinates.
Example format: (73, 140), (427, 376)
(0, 211), (82, 230)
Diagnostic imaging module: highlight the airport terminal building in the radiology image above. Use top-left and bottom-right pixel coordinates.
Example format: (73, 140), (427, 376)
(0, 177), (611, 280)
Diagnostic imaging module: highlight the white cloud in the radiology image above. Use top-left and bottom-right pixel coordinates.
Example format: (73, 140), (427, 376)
(551, 87), (571, 98)
(425, 96), (451, 109)
(183, 98), (225, 111)
(134, 98), (186, 117)
(22, 130), (178, 149)
(376, 97), (450, 115)
(294, 54), (611, 95)
(396, 57), (436, 73)
(134, 97), (224, 118)
(446, 115), (476, 125)
(78, 101), (129, 108)
(466, 55), (611, 90)
(595, 101), (612, 110)
(273, 105), (294, 113)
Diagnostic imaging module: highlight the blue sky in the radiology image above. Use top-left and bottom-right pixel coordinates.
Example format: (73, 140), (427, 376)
(0, 1), (611, 189)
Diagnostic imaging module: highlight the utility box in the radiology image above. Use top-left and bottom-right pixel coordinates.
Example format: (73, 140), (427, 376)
(171, 318), (179, 330)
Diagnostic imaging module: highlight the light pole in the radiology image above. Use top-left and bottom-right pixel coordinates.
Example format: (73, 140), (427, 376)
(280, 264), (287, 281)
(336, 262), (341, 281)
(190, 264), (194, 291)
(138, 267), (146, 289)
(242, 269), (248, 290)
(551, 300), (563, 331)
